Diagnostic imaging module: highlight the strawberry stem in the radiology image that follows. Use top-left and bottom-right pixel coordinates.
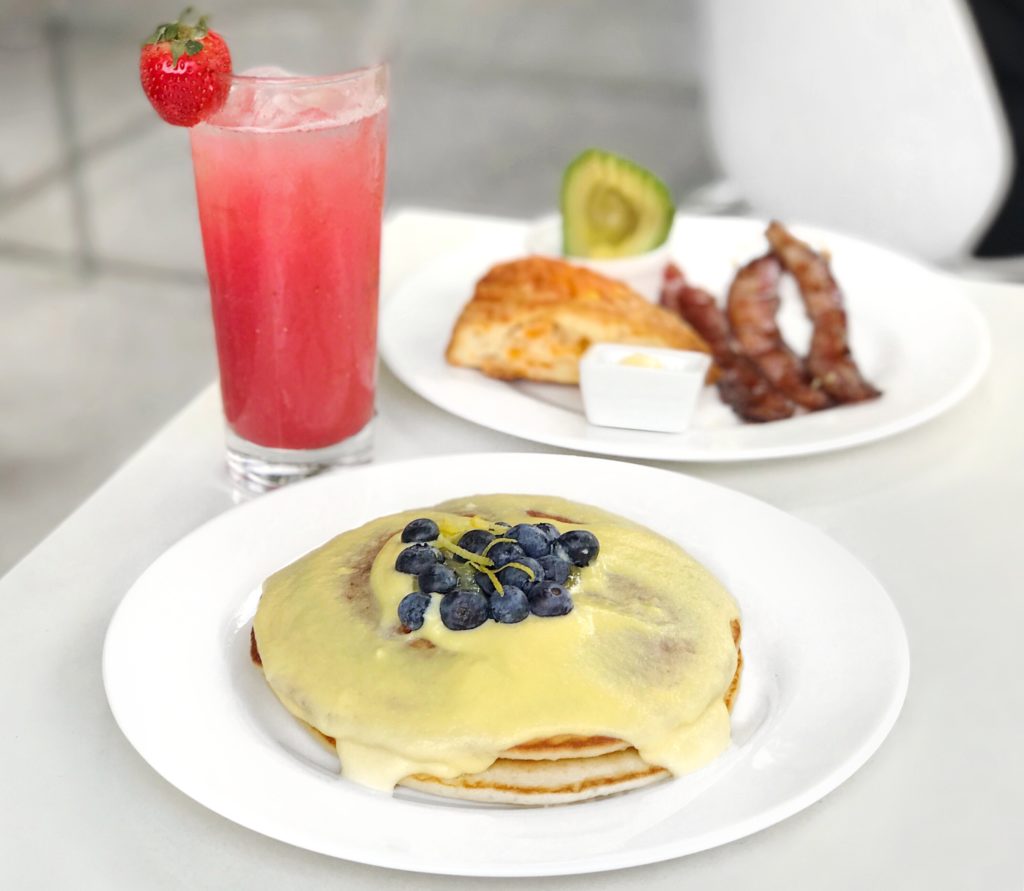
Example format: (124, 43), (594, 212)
(142, 7), (215, 62)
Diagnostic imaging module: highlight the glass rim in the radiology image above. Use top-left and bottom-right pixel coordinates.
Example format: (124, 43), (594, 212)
(221, 61), (387, 88)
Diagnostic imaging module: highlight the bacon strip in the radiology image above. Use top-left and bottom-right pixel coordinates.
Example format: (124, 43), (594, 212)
(661, 264), (795, 423)
(765, 222), (880, 404)
(726, 254), (832, 411)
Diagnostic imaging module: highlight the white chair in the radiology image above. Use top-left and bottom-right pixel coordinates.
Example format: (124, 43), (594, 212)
(697, 0), (1012, 263)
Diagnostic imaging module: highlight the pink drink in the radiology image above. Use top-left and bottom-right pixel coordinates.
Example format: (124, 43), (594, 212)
(189, 66), (387, 479)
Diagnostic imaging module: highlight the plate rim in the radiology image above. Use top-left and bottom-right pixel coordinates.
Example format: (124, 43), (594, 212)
(380, 213), (991, 462)
(103, 452), (910, 876)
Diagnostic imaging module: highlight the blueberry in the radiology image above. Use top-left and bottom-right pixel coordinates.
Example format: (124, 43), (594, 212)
(497, 556), (543, 590)
(395, 543), (442, 574)
(527, 580), (574, 617)
(486, 539), (526, 568)
(538, 554), (571, 584)
(454, 529), (495, 562)
(549, 539), (570, 563)
(507, 524), (551, 558)
(397, 592), (431, 630)
(534, 522), (560, 543)
(402, 518), (439, 543)
(474, 570), (497, 596)
(439, 590), (490, 631)
(418, 562), (458, 594)
(557, 530), (600, 567)
(489, 586), (530, 624)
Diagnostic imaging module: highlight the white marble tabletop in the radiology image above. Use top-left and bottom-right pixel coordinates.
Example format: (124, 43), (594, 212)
(1, 209), (1021, 889)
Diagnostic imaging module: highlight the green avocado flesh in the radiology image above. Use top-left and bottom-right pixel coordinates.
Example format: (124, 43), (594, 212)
(561, 149), (675, 259)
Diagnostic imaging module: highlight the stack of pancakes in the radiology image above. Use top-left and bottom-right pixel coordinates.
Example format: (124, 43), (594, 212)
(262, 620), (741, 805)
(252, 495), (742, 805)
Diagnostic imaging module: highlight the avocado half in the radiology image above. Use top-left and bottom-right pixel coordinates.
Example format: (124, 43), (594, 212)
(561, 148), (675, 259)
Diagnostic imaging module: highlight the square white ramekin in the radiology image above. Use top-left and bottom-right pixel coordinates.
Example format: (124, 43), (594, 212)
(579, 343), (710, 433)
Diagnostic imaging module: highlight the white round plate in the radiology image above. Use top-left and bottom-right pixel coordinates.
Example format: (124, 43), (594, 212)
(380, 215), (990, 461)
(103, 453), (908, 876)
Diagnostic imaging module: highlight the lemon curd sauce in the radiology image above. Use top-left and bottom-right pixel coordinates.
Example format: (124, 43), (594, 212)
(253, 495), (740, 792)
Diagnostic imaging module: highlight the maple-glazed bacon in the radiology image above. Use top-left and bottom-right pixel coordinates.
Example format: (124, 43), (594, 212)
(765, 222), (881, 404)
(726, 254), (832, 411)
(660, 264), (795, 423)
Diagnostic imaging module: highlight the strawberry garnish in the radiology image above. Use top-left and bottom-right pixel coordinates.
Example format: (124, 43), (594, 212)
(139, 7), (232, 127)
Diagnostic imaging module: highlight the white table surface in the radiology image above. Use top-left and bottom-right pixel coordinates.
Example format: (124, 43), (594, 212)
(2, 209), (1021, 890)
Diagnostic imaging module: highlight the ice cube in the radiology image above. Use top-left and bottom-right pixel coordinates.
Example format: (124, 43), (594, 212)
(246, 84), (333, 130)
(257, 91), (330, 129)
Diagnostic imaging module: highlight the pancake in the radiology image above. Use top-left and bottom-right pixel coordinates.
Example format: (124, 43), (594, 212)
(402, 747), (668, 805)
(252, 495), (741, 804)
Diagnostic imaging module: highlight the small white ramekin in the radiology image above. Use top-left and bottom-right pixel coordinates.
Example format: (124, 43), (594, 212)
(579, 343), (710, 433)
(524, 214), (672, 302)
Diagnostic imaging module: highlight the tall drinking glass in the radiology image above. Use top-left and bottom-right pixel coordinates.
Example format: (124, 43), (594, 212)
(189, 65), (388, 491)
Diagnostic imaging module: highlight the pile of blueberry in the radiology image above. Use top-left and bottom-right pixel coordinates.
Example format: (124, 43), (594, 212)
(394, 517), (600, 631)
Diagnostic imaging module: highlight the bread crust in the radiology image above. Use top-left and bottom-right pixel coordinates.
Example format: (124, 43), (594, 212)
(445, 256), (710, 383)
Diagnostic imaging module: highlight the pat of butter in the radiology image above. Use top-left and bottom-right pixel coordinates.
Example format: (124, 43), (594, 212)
(579, 343), (711, 433)
(619, 353), (664, 369)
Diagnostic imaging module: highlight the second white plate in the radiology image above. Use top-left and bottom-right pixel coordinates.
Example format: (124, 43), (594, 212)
(104, 453), (908, 876)
(380, 215), (990, 461)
